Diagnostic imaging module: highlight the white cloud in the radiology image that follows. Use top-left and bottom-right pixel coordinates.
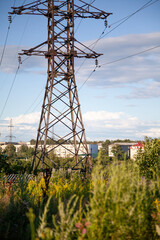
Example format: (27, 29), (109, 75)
(77, 32), (160, 99)
(135, 128), (160, 138)
(0, 45), (47, 74)
(5, 112), (41, 124)
(1, 110), (160, 141)
(119, 81), (160, 99)
(1, 33), (160, 99)
(83, 110), (160, 140)
(83, 111), (123, 121)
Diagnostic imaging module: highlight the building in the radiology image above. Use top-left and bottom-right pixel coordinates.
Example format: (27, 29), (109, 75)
(108, 142), (138, 158)
(0, 141), (98, 159)
(130, 143), (143, 160)
(89, 144), (98, 158)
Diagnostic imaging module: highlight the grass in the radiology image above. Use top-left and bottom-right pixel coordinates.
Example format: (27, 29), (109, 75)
(0, 160), (160, 239)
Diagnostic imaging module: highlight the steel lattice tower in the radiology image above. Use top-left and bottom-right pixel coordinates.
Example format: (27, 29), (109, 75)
(6, 119), (15, 144)
(10, 0), (111, 172)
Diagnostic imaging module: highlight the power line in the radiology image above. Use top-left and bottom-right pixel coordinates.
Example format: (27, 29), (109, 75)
(13, 0), (16, 8)
(89, 0), (160, 48)
(106, 0), (159, 28)
(78, 45), (160, 90)
(0, 23), (11, 66)
(0, 64), (20, 119)
(76, 0), (154, 78)
(75, 0), (96, 33)
(0, 0), (94, 121)
(100, 45), (160, 67)
(77, 0), (160, 89)
(0, 0), (21, 65)
(21, 87), (44, 116)
(78, 66), (97, 91)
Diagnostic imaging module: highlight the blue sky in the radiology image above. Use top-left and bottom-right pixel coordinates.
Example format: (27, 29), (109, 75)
(0, 0), (160, 142)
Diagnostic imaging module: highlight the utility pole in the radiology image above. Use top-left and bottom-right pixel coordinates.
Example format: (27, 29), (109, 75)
(6, 119), (16, 157)
(10, 0), (112, 173)
(6, 119), (15, 144)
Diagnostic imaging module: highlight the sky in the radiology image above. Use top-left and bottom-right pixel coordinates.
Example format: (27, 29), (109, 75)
(0, 0), (160, 142)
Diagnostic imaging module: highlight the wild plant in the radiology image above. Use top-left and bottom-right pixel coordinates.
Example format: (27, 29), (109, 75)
(86, 160), (156, 239)
(53, 195), (79, 240)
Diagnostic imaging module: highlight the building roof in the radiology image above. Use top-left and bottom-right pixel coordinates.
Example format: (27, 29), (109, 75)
(109, 142), (138, 147)
(130, 143), (143, 149)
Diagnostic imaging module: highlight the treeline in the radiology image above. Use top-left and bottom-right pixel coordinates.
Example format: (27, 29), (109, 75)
(0, 144), (33, 174)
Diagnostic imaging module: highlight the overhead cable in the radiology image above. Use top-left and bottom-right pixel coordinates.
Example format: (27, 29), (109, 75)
(89, 0), (160, 49)
(78, 45), (160, 90)
(0, 23), (11, 66)
(100, 45), (160, 67)
(78, 0), (160, 89)
(0, 64), (20, 119)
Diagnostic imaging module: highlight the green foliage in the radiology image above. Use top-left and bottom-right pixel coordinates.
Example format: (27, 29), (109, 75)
(111, 144), (124, 160)
(30, 139), (36, 145)
(0, 153), (9, 174)
(26, 208), (36, 240)
(135, 137), (160, 179)
(17, 145), (34, 159)
(98, 140), (111, 164)
(0, 144), (32, 174)
(53, 195), (79, 240)
(46, 139), (56, 145)
(4, 144), (16, 158)
(87, 161), (156, 239)
(1, 157), (160, 239)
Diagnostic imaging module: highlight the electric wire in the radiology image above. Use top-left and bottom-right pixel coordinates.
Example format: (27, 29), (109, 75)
(0, 0), (27, 66)
(1, 0), (159, 122)
(77, 0), (160, 89)
(88, 0), (159, 50)
(0, 64), (20, 119)
(0, 0), (94, 120)
(78, 44), (160, 91)
(98, 0), (160, 41)
(0, 23), (11, 67)
(80, 0), (158, 61)
(75, 0), (96, 34)
(13, 0), (160, 117)
(78, 65), (97, 91)
(13, 0), (16, 7)
(100, 45), (160, 67)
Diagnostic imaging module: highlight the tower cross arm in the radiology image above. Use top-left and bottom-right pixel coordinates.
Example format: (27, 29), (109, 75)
(74, 0), (112, 19)
(9, 0), (48, 16)
(9, 0), (112, 19)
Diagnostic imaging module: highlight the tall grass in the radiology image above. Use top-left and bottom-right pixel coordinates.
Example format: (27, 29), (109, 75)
(1, 160), (160, 239)
(87, 161), (157, 239)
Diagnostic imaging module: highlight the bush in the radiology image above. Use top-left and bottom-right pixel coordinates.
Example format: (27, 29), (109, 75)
(135, 137), (160, 179)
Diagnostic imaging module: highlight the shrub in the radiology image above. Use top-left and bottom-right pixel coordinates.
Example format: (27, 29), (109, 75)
(135, 137), (160, 179)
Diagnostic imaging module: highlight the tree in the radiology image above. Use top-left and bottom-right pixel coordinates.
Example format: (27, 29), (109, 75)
(0, 153), (9, 173)
(17, 144), (34, 159)
(0, 147), (2, 155)
(30, 139), (36, 145)
(135, 137), (160, 179)
(46, 139), (55, 145)
(111, 144), (124, 160)
(98, 140), (111, 164)
(18, 144), (29, 153)
(4, 144), (16, 158)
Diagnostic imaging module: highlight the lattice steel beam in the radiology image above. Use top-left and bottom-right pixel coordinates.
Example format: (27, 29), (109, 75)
(9, 0), (112, 173)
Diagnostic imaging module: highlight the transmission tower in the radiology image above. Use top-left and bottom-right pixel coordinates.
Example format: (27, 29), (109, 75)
(10, 0), (112, 172)
(6, 119), (15, 144)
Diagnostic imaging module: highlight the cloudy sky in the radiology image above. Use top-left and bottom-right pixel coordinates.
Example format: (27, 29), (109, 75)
(0, 0), (160, 142)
